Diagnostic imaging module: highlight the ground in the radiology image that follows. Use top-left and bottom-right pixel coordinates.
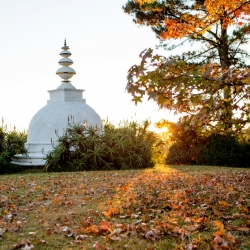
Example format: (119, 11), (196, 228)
(0, 165), (249, 249)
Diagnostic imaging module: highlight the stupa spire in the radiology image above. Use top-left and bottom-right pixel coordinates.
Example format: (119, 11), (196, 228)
(56, 40), (76, 82)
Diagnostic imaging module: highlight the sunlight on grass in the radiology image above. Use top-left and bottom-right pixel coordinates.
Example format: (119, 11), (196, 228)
(146, 164), (179, 174)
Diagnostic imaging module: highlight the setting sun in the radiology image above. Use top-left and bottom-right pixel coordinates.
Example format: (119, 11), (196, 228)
(153, 125), (169, 135)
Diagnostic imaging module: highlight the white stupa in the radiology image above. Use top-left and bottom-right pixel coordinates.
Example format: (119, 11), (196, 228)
(12, 40), (103, 166)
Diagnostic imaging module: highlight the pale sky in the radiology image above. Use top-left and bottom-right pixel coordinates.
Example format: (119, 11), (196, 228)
(0, 0), (178, 131)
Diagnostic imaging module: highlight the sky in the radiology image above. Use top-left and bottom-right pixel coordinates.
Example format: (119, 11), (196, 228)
(0, 0), (179, 131)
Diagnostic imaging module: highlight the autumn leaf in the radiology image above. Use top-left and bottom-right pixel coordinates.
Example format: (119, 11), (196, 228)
(102, 207), (117, 219)
(145, 229), (161, 240)
(13, 238), (34, 250)
(212, 235), (230, 250)
(99, 221), (111, 233)
(228, 226), (250, 233)
(214, 221), (225, 233)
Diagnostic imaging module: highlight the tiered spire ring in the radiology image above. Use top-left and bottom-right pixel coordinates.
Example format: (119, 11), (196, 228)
(56, 39), (76, 82)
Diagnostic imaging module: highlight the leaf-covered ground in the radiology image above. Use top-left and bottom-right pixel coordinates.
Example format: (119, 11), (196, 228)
(0, 165), (249, 250)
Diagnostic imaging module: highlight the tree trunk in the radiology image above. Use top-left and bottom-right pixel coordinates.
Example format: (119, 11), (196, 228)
(218, 21), (233, 131)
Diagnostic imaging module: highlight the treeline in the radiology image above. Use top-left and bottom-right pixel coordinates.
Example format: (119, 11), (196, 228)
(1, 119), (249, 174)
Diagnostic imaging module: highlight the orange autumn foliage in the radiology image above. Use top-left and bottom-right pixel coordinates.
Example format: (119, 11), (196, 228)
(135, 0), (250, 39)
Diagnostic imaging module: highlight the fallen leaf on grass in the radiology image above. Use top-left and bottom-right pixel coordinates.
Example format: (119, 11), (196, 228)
(35, 239), (46, 244)
(53, 223), (63, 234)
(213, 221), (226, 235)
(186, 243), (198, 250)
(145, 229), (161, 240)
(102, 207), (117, 219)
(28, 232), (36, 236)
(227, 226), (250, 233)
(99, 220), (111, 233)
(13, 238), (34, 250)
(223, 232), (235, 245)
(93, 241), (107, 250)
(0, 195), (8, 203)
(73, 235), (87, 245)
(185, 224), (200, 232)
(212, 231), (236, 250)
(75, 234), (87, 240)
(44, 228), (53, 236)
(39, 219), (49, 227)
(212, 235), (230, 250)
(21, 244), (34, 250)
(109, 235), (121, 241)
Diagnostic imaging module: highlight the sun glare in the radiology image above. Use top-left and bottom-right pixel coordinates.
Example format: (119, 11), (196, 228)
(159, 126), (169, 133)
(153, 126), (169, 134)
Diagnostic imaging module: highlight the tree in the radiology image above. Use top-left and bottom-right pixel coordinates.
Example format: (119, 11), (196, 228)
(124, 0), (250, 134)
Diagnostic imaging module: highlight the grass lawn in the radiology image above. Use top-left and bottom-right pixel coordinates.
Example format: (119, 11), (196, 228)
(0, 164), (249, 250)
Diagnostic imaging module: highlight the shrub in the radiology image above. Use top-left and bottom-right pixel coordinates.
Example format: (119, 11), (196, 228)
(199, 134), (250, 167)
(166, 141), (206, 165)
(158, 119), (250, 167)
(0, 123), (27, 174)
(158, 120), (208, 165)
(45, 120), (163, 172)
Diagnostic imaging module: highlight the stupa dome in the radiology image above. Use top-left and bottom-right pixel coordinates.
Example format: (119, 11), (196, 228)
(12, 40), (103, 166)
(26, 101), (103, 152)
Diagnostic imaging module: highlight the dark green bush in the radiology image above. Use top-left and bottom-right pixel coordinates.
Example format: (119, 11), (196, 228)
(45, 120), (163, 172)
(161, 119), (250, 167)
(166, 141), (207, 165)
(199, 134), (250, 167)
(162, 121), (208, 165)
(0, 123), (27, 174)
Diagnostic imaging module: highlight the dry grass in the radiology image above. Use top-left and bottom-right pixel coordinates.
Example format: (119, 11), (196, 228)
(0, 165), (250, 250)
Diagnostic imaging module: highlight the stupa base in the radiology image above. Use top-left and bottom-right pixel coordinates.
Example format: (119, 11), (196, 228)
(11, 153), (46, 167)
